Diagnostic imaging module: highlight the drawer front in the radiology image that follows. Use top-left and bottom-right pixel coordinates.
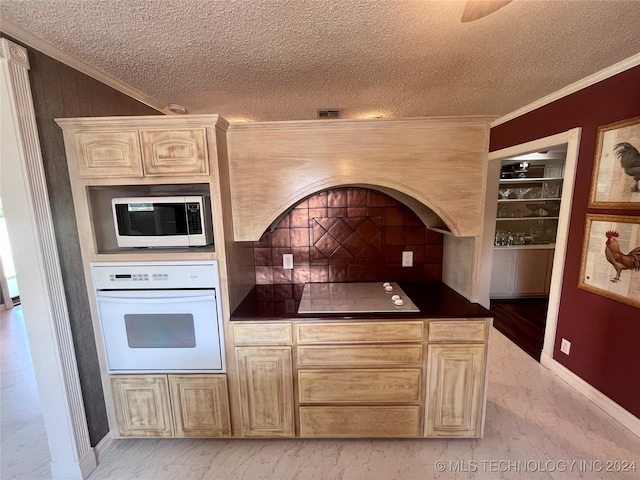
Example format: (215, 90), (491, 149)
(298, 369), (421, 404)
(428, 320), (488, 343)
(297, 345), (422, 366)
(233, 323), (292, 345)
(296, 321), (423, 344)
(300, 406), (420, 437)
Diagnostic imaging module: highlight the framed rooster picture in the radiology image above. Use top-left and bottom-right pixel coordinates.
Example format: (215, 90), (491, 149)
(589, 116), (640, 209)
(579, 214), (640, 308)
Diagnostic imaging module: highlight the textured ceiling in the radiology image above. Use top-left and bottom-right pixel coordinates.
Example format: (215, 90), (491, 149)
(1, 0), (639, 122)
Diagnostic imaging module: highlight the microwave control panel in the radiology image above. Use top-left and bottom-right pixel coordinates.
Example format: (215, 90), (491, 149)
(186, 202), (203, 234)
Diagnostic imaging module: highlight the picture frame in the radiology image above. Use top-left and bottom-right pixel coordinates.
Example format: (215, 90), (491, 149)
(589, 116), (640, 209)
(579, 214), (640, 308)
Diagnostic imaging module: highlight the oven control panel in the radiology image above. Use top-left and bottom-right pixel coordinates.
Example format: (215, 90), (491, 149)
(91, 261), (219, 290)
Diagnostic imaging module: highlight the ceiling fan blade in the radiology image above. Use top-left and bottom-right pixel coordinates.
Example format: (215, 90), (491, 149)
(461, 0), (513, 23)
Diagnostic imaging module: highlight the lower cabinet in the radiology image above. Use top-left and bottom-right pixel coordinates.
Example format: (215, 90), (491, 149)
(110, 374), (230, 438)
(168, 375), (232, 438)
(235, 346), (295, 437)
(425, 320), (489, 438)
(229, 318), (490, 439)
(491, 247), (554, 298)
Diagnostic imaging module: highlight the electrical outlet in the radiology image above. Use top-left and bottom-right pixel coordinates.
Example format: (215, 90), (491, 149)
(282, 253), (293, 269)
(402, 251), (414, 267)
(560, 338), (571, 355)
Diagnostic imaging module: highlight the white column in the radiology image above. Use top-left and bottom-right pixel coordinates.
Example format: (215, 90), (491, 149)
(0, 38), (96, 479)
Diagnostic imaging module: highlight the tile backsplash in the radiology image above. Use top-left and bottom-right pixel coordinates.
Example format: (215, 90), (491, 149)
(252, 187), (443, 285)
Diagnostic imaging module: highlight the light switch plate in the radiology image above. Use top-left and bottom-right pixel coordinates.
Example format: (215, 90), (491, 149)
(402, 251), (413, 267)
(283, 253), (293, 269)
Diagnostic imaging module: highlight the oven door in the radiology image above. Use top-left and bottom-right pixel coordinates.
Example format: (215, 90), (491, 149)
(96, 289), (223, 372)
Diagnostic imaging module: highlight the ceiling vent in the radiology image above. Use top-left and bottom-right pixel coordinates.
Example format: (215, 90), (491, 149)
(317, 109), (340, 119)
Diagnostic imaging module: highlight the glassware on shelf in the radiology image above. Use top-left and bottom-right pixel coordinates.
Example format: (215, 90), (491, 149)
(495, 230), (510, 246)
(498, 188), (513, 199)
(513, 232), (526, 245)
(525, 203), (560, 217)
(543, 181), (561, 198)
(530, 224), (545, 243)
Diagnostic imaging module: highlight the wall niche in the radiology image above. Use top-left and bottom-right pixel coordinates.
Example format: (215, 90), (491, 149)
(251, 187), (443, 289)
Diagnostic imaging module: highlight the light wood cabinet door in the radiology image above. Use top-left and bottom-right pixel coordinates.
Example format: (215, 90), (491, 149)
(110, 375), (173, 437)
(235, 346), (295, 437)
(74, 131), (143, 178)
(140, 129), (208, 176)
(168, 375), (231, 438)
(425, 345), (486, 437)
(425, 344), (486, 438)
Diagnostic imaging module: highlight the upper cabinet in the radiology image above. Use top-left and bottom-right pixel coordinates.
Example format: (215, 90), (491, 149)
(55, 115), (230, 261)
(73, 127), (209, 179)
(74, 130), (143, 178)
(140, 129), (208, 176)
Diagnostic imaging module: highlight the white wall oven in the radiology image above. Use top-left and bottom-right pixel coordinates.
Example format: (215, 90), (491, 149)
(91, 261), (225, 373)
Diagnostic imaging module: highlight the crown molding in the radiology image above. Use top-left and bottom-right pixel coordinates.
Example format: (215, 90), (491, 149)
(0, 19), (171, 115)
(492, 53), (640, 127)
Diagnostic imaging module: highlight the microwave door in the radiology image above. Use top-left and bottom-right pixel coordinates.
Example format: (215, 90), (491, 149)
(115, 202), (188, 236)
(114, 201), (191, 247)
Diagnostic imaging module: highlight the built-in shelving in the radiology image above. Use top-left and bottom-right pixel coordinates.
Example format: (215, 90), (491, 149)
(490, 153), (565, 299)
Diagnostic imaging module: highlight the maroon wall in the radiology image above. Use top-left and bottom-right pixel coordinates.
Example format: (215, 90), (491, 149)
(490, 66), (640, 417)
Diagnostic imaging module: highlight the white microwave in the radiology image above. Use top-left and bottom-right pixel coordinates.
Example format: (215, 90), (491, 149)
(112, 196), (213, 248)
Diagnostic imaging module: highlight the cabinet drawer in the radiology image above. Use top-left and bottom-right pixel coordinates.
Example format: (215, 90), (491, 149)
(298, 369), (421, 403)
(296, 321), (423, 344)
(428, 320), (488, 343)
(300, 406), (420, 437)
(297, 345), (422, 366)
(233, 323), (292, 345)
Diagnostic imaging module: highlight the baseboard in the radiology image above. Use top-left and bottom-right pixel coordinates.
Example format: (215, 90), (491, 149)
(94, 431), (116, 463)
(541, 353), (640, 439)
(79, 448), (97, 479)
(49, 447), (96, 480)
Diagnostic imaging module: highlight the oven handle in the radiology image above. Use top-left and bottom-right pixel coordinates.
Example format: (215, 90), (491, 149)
(96, 294), (215, 304)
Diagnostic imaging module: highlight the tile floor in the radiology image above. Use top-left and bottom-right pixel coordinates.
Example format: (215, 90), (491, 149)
(2, 305), (639, 480)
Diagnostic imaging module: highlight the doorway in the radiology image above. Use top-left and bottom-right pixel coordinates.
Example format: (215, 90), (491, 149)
(481, 129), (581, 365)
(0, 199), (20, 306)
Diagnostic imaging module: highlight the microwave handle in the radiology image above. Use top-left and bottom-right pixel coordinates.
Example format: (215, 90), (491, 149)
(96, 294), (215, 305)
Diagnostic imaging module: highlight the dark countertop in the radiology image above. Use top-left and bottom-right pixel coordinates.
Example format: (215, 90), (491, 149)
(230, 282), (491, 321)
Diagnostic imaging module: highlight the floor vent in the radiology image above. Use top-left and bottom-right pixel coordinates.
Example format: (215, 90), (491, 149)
(317, 109), (340, 119)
